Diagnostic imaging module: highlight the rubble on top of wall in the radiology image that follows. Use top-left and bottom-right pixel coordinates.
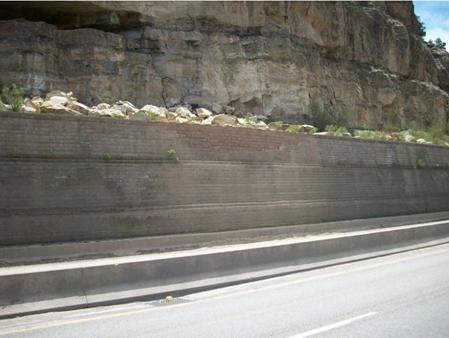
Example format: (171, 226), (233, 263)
(2, 90), (449, 147)
(4, 90), (317, 133)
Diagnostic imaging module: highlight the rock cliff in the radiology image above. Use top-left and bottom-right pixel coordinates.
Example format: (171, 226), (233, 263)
(0, 1), (448, 129)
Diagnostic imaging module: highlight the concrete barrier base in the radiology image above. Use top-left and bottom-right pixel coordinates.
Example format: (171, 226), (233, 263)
(1, 219), (449, 319)
(2, 211), (449, 266)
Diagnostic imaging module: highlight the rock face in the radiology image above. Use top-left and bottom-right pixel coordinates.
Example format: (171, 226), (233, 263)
(0, 1), (448, 129)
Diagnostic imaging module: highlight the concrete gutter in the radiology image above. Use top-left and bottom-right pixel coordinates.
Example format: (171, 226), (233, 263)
(1, 219), (449, 318)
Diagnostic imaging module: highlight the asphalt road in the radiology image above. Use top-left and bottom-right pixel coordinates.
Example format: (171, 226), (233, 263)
(2, 243), (449, 338)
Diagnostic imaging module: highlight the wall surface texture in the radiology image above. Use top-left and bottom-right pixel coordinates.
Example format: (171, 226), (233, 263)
(0, 1), (448, 128)
(1, 113), (448, 246)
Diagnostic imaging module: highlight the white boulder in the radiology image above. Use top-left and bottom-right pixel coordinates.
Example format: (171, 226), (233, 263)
(175, 106), (196, 119)
(403, 133), (415, 143)
(46, 90), (74, 100)
(417, 138), (432, 145)
(166, 110), (177, 121)
(196, 108), (213, 119)
(67, 101), (91, 115)
(47, 95), (69, 106)
(113, 101), (138, 115)
(201, 116), (214, 125)
(211, 114), (238, 126)
(175, 116), (189, 124)
(255, 120), (268, 129)
(237, 118), (250, 127)
(131, 105), (168, 122)
(40, 100), (82, 115)
(300, 124), (317, 133)
(95, 103), (111, 110)
(89, 107), (125, 118)
(23, 105), (37, 113)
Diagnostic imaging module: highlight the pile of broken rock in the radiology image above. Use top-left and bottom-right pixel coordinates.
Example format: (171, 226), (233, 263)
(2, 90), (447, 147)
(2, 90), (317, 132)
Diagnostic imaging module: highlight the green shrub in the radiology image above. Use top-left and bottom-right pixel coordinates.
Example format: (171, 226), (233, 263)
(409, 120), (425, 132)
(354, 130), (389, 140)
(383, 122), (401, 133)
(270, 121), (284, 130)
(415, 159), (426, 169)
(167, 148), (178, 160)
(408, 121), (449, 146)
(1, 84), (24, 112)
(308, 101), (346, 131)
(143, 110), (158, 120)
(101, 153), (112, 162)
(307, 126), (318, 134)
(286, 124), (301, 133)
(325, 125), (348, 136)
(244, 115), (259, 124)
(416, 16), (426, 37)
(132, 110), (159, 121)
(435, 38), (446, 49)
(308, 102), (328, 131)
(359, 123), (369, 130)
(426, 123), (449, 145)
(112, 114), (126, 119)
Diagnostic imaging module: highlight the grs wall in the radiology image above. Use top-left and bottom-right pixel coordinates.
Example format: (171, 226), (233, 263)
(1, 112), (448, 245)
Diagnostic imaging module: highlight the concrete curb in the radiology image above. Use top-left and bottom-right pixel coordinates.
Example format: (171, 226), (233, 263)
(1, 220), (449, 319)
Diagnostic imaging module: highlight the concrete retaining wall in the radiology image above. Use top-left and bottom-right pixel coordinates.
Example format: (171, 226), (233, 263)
(1, 112), (449, 245)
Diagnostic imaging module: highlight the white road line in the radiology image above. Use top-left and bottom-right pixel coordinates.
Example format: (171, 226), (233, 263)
(63, 304), (148, 318)
(286, 312), (377, 338)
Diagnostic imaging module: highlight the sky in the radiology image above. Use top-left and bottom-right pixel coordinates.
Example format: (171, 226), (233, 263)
(414, 1), (449, 49)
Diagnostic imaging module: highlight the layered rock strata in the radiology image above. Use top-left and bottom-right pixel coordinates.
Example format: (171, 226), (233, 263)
(0, 1), (448, 128)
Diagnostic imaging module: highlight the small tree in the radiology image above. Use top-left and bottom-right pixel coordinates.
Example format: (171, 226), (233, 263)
(435, 38), (446, 49)
(1, 84), (24, 112)
(416, 16), (426, 37)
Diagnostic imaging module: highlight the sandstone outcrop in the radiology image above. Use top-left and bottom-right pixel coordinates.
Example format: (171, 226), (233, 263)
(0, 1), (448, 129)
